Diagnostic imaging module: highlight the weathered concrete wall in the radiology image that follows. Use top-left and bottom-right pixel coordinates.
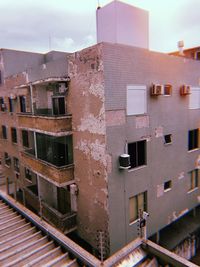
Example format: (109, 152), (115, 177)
(102, 43), (200, 253)
(0, 73), (28, 191)
(68, 44), (109, 255)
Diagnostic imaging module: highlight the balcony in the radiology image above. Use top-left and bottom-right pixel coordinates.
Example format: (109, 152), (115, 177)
(18, 113), (72, 134)
(23, 186), (76, 234)
(41, 201), (77, 234)
(21, 150), (74, 185)
(24, 186), (40, 213)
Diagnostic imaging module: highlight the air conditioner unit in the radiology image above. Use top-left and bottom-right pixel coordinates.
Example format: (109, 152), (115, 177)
(151, 84), (163, 96)
(119, 154), (131, 169)
(180, 85), (191, 95)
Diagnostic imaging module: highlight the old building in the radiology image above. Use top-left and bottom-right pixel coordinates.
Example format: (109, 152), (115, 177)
(0, 0), (200, 261)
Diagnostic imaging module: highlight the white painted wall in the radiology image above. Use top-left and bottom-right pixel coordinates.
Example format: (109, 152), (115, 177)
(96, 0), (149, 49)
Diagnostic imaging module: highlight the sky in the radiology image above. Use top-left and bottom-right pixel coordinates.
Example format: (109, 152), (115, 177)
(0, 0), (199, 54)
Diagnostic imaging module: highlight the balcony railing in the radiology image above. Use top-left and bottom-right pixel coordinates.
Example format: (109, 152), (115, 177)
(24, 186), (40, 213)
(41, 201), (77, 234)
(18, 113), (72, 133)
(21, 150), (74, 185)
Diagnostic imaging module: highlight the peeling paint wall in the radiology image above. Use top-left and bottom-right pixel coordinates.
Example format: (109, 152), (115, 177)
(68, 44), (109, 255)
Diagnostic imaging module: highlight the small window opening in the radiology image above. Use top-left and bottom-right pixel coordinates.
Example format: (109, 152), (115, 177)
(164, 180), (172, 191)
(164, 134), (172, 144)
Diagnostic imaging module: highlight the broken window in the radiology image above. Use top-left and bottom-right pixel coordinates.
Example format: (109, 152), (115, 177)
(22, 130), (29, 147)
(2, 125), (7, 139)
(129, 191), (147, 223)
(11, 127), (17, 143)
(164, 134), (172, 144)
(36, 133), (73, 167)
(164, 180), (172, 191)
(128, 140), (146, 169)
(188, 129), (199, 151)
(189, 169), (199, 191)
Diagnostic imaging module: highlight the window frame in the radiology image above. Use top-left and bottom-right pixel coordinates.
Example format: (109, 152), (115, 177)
(22, 130), (29, 148)
(188, 169), (199, 192)
(188, 129), (199, 151)
(164, 180), (172, 192)
(11, 127), (17, 144)
(2, 125), (7, 139)
(129, 191), (147, 224)
(128, 140), (147, 169)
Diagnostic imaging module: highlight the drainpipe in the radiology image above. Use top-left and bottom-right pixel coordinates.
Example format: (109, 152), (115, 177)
(33, 132), (38, 159)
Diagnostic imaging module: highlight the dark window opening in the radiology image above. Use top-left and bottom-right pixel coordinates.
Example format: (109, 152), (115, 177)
(164, 134), (172, 144)
(13, 157), (20, 173)
(188, 129), (199, 151)
(128, 140), (146, 169)
(8, 98), (14, 112)
(57, 187), (70, 214)
(164, 180), (172, 191)
(0, 97), (6, 111)
(2, 125), (7, 139)
(11, 127), (17, 143)
(36, 133), (73, 167)
(19, 96), (26, 113)
(52, 97), (65, 115)
(22, 130), (29, 147)
(164, 84), (172, 95)
(25, 168), (32, 181)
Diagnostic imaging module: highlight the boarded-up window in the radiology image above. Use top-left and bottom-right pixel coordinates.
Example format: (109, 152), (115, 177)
(129, 191), (147, 223)
(127, 85), (147, 115)
(189, 87), (200, 109)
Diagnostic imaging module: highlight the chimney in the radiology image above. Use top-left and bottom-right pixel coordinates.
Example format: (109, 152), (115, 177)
(177, 40), (184, 56)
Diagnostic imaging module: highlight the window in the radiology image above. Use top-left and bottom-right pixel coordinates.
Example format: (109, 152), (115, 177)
(8, 97), (14, 112)
(189, 169), (199, 191)
(22, 130), (29, 147)
(11, 127), (17, 143)
(163, 84), (172, 96)
(52, 97), (65, 115)
(127, 85), (147, 115)
(0, 97), (6, 111)
(4, 152), (11, 166)
(2, 125), (7, 139)
(129, 191), (147, 223)
(36, 133), (73, 167)
(189, 87), (200, 109)
(19, 96), (26, 113)
(13, 157), (20, 173)
(164, 180), (172, 191)
(128, 140), (146, 169)
(25, 168), (32, 181)
(164, 134), (172, 144)
(188, 129), (199, 151)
